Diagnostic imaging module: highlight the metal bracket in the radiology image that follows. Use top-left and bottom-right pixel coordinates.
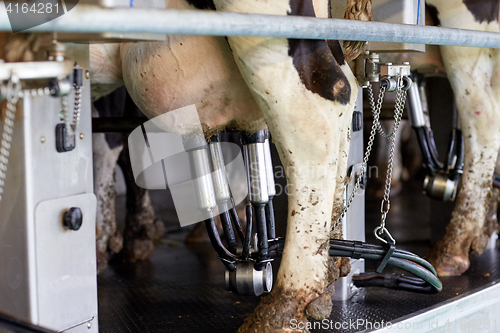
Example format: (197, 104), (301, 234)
(0, 61), (73, 82)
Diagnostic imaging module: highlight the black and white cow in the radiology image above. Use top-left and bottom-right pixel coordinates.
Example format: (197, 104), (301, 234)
(423, 0), (500, 277)
(89, 0), (369, 330)
(92, 87), (164, 273)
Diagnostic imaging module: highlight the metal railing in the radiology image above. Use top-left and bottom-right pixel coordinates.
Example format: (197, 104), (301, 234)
(0, 5), (499, 48)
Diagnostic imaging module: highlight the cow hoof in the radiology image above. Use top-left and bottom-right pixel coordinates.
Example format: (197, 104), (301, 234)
(96, 251), (108, 274)
(153, 218), (165, 240)
(127, 239), (154, 261)
(108, 232), (124, 254)
(238, 286), (316, 333)
(305, 294), (332, 320)
(430, 254), (470, 277)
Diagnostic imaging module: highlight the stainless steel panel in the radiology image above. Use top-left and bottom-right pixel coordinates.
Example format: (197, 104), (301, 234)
(333, 89), (365, 302)
(368, 0), (425, 52)
(35, 194), (97, 332)
(0, 43), (97, 332)
(331, 0), (425, 52)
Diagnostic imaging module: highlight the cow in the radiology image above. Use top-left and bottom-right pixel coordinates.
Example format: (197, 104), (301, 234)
(90, 0), (500, 329)
(422, 0), (500, 277)
(92, 87), (165, 273)
(88, 0), (369, 330)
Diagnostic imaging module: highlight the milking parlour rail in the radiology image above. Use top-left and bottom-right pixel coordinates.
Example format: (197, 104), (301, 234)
(0, 6), (499, 48)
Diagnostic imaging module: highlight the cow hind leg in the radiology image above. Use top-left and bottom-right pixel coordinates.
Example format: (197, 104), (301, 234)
(117, 143), (165, 261)
(93, 123), (124, 273)
(305, 104), (354, 320)
(428, 45), (500, 276)
(211, 2), (358, 331)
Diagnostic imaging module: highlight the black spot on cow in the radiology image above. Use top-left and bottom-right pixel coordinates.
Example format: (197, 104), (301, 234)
(463, 0), (499, 24)
(184, 0), (215, 10)
(426, 4), (441, 26)
(288, 0), (350, 105)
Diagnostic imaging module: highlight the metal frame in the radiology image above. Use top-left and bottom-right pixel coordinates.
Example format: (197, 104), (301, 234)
(0, 5), (499, 48)
(373, 282), (500, 333)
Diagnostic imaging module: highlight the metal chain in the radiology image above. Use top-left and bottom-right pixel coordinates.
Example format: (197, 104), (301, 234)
(367, 83), (390, 137)
(368, 83), (404, 139)
(72, 84), (82, 132)
(0, 80), (56, 205)
(331, 90), (381, 232)
(61, 94), (72, 136)
(60, 84), (81, 136)
(378, 76), (407, 233)
(0, 76), (21, 204)
(331, 75), (408, 245)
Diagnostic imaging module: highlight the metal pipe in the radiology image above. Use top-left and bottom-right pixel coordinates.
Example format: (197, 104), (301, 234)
(7, 6), (500, 49)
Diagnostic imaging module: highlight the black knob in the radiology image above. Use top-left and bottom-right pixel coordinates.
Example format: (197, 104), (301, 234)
(63, 207), (83, 231)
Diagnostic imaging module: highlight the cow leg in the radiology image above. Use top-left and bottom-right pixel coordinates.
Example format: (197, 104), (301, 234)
(93, 108), (124, 273)
(305, 103), (355, 320)
(117, 142), (165, 261)
(427, 43), (500, 275)
(212, 2), (357, 331)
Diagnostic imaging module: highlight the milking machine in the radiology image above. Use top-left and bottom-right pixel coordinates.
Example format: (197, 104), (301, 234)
(406, 71), (500, 200)
(181, 130), (274, 296)
(405, 72), (465, 201)
(192, 60), (442, 297)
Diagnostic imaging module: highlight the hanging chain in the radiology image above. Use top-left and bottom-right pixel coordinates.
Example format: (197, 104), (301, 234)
(61, 83), (82, 137)
(375, 75), (407, 243)
(0, 75), (21, 204)
(61, 94), (72, 136)
(72, 84), (82, 132)
(331, 85), (384, 232)
(331, 74), (408, 245)
(0, 76), (68, 204)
